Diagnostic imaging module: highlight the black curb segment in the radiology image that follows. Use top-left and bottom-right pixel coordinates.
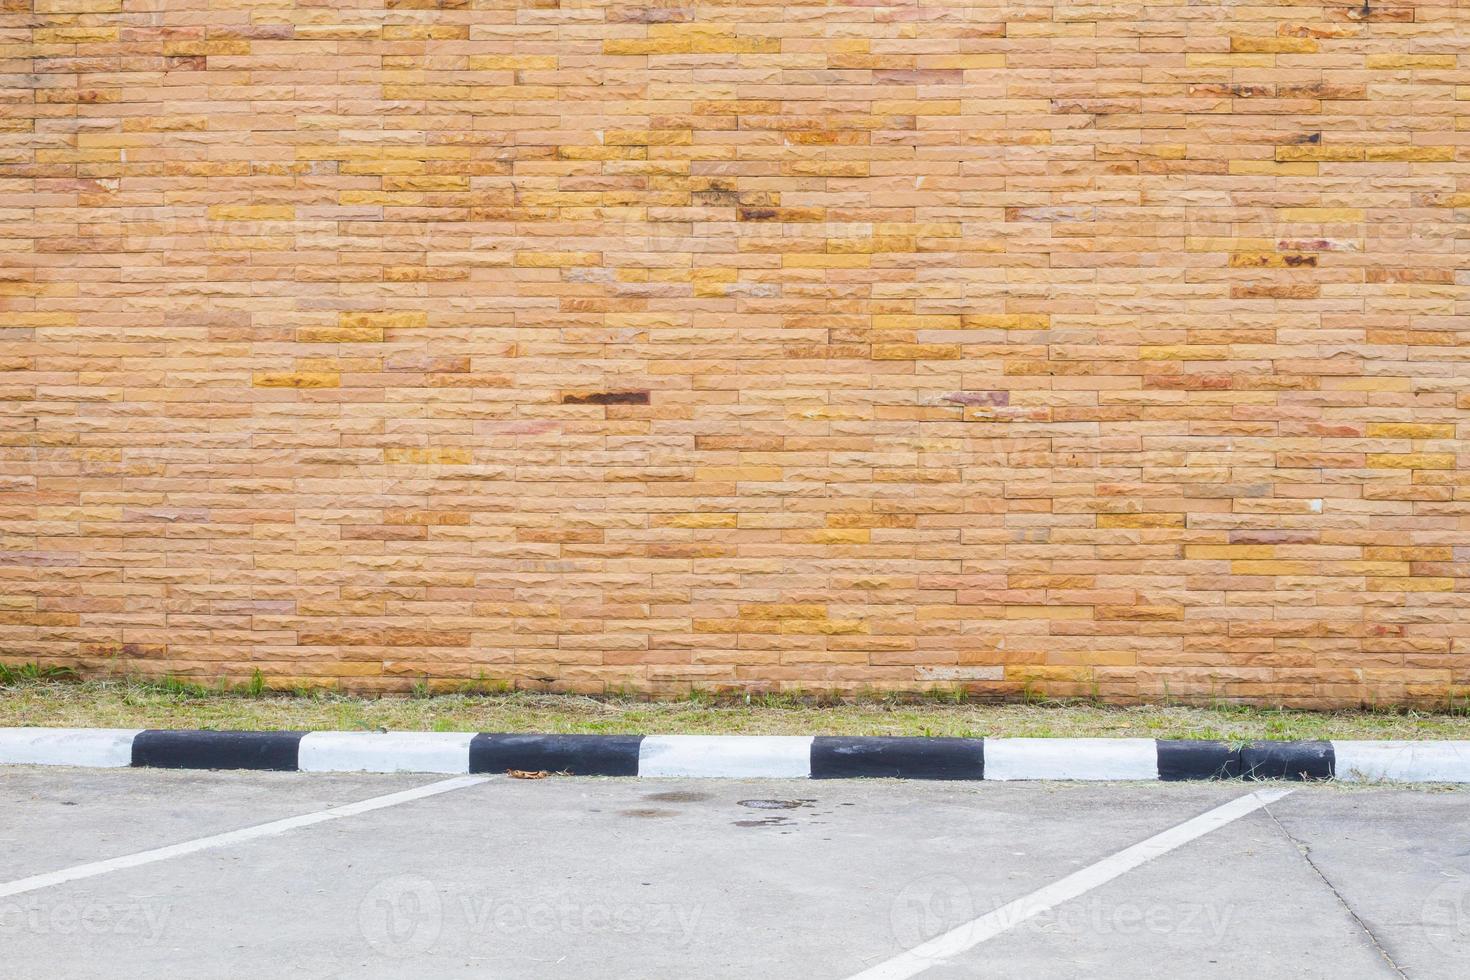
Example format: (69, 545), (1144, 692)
(1156, 739), (1240, 781)
(470, 733), (643, 776)
(131, 730), (304, 771)
(811, 736), (984, 780)
(1239, 739), (1334, 781)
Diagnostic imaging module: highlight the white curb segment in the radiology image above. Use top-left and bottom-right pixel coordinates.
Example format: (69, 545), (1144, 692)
(638, 735), (815, 778)
(297, 732), (476, 773)
(983, 738), (1159, 781)
(0, 728), (140, 768)
(1331, 740), (1470, 783)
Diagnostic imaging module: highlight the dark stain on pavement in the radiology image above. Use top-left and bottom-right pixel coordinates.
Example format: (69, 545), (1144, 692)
(643, 791), (711, 803)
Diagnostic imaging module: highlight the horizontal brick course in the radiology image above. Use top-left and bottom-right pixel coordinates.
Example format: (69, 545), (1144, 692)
(3, 0), (1469, 707)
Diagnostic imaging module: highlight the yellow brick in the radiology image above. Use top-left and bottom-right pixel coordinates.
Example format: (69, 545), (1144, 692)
(297, 326), (383, 343)
(804, 529), (871, 544)
(1230, 36), (1318, 54)
(1366, 55), (1457, 70)
(1366, 453), (1456, 469)
(1364, 146), (1455, 162)
(872, 344), (962, 360)
(962, 314), (1050, 329)
(253, 372), (340, 388)
(340, 311), (429, 331)
(467, 56), (558, 70)
(599, 36), (776, 56)
(514, 252), (600, 267)
(1366, 578), (1456, 592)
(724, 618), (786, 634)
(207, 205), (294, 221)
(649, 23), (736, 38)
(36, 27), (118, 42)
(383, 176), (469, 192)
(873, 314), (962, 330)
(1366, 423), (1455, 439)
(604, 33), (780, 56)
(1276, 145), (1363, 162)
(1348, 561), (1412, 577)
(1098, 514), (1185, 529)
(826, 236), (917, 254)
(1228, 252), (1317, 268)
(5, 312), (76, 327)
(338, 191), (424, 205)
(654, 513), (739, 528)
(164, 39), (250, 57)
(780, 619), (869, 634)
(1140, 345), (1227, 360)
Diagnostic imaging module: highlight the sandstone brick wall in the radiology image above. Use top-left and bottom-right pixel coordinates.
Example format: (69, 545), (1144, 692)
(3, 0), (1468, 706)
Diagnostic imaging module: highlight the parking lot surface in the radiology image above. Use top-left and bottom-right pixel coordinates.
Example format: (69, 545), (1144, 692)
(1, 769), (1466, 978)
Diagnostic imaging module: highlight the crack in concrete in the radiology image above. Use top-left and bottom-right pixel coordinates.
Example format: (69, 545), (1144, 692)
(1263, 801), (1410, 979)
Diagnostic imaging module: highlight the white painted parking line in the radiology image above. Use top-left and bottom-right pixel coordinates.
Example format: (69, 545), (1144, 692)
(0, 775), (488, 900)
(845, 787), (1294, 980)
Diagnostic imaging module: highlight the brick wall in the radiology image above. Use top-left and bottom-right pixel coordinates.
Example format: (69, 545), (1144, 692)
(4, 0), (1468, 706)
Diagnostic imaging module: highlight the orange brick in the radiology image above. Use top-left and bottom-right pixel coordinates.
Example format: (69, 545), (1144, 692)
(695, 467), (783, 482)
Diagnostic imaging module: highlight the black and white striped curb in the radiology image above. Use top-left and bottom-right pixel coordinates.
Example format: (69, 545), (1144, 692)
(1, 729), (1467, 782)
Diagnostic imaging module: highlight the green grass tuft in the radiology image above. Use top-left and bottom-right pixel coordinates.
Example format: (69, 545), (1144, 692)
(2, 663), (1469, 741)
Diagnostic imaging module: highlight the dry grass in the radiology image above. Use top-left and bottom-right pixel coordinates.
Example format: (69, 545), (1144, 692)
(2, 676), (1469, 741)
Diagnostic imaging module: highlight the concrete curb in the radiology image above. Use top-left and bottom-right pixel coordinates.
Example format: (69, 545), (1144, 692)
(2, 729), (1469, 782)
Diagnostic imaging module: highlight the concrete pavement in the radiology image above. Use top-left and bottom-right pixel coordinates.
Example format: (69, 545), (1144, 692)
(0, 769), (1465, 978)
